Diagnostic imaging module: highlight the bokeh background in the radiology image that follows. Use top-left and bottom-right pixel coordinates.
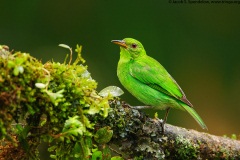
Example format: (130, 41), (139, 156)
(1, 0), (239, 138)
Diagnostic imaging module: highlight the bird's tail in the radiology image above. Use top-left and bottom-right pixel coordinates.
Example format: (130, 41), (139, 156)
(181, 103), (208, 130)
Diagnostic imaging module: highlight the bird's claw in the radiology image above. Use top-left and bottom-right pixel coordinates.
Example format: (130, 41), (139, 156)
(154, 118), (165, 134)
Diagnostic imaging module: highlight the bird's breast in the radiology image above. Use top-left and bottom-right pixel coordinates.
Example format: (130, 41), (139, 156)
(117, 61), (131, 84)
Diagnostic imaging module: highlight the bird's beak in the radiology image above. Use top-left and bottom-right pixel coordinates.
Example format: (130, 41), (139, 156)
(111, 40), (128, 49)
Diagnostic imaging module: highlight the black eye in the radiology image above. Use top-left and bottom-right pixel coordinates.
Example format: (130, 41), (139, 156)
(131, 43), (137, 48)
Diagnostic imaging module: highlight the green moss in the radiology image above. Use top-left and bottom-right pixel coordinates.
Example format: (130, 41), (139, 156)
(175, 135), (200, 159)
(0, 44), (113, 159)
(223, 134), (238, 140)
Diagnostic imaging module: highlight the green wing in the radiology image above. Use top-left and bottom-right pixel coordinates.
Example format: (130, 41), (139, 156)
(130, 55), (193, 107)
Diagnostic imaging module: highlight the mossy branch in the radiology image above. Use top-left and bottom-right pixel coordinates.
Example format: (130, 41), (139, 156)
(164, 123), (240, 159)
(0, 45), (239, 160)
(99, 101), (240, 159)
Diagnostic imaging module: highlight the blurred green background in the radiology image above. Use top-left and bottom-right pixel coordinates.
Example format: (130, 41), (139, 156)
(1, 1), (239, 137)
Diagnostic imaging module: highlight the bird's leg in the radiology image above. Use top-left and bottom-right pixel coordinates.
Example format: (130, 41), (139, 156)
(163, 107), (170, 124)
(157, 107), (170, 134)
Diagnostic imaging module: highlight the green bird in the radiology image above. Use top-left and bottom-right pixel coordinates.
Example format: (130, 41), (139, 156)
(111, 38), (207, 130)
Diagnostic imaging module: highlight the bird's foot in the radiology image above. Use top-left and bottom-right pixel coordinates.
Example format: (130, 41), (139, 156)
(154, 118), (166, 134)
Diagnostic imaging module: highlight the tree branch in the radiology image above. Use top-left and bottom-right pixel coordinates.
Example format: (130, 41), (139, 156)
(101, 101), (240, 159)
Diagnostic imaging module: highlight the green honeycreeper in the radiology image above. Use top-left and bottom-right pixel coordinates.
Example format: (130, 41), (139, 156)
(111, 38), (207, 130)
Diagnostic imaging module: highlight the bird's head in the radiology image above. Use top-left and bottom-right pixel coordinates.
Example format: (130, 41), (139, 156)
(112, 38), (146, 59)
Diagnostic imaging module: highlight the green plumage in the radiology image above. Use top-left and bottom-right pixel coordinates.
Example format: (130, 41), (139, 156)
(112, 38), (207, 130)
